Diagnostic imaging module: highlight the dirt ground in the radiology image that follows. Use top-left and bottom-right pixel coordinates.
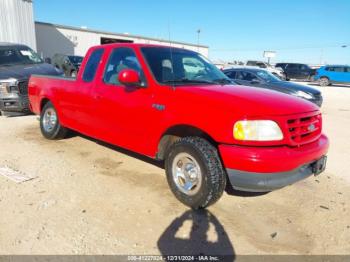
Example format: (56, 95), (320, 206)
(0, 83), (349, 255)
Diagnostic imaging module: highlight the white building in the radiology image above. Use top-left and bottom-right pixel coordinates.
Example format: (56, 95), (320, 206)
(35, 21), (209, 59)
(0, 0), (36, 50)
(0, 0), (209, 58)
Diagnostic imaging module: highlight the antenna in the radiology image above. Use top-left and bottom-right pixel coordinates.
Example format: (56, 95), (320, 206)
(168, 22), (176, 90)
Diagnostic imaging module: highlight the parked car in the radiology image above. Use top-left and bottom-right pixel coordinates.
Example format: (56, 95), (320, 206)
(246, 60), (285, 80)
(275, 63), (316, 81)
(52, 54), (83, 78)
(0, 43), (62, 114)
(28, 43), (329, 209)
(223, 67), (323, 107)
(314, 65), (350, 86)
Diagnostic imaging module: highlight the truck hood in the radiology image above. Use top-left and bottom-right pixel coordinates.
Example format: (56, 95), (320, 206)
(0, 63), (61, 81)
(269, 81), (321, 96)
(179, 84), (318, 116)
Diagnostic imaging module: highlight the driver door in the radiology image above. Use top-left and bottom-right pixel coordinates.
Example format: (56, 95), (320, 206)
(92, 47), (158, 155)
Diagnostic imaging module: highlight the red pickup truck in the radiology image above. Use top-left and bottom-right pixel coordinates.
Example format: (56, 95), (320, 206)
(28, 44), (329, 209)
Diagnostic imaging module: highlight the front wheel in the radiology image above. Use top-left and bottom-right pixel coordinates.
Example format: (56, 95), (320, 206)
(40, 101), (67, 139)
(319, 77), (330, 86)
(165, 137), (226, 209)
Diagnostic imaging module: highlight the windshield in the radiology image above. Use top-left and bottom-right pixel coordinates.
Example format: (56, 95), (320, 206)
(141, 47), (231, 85)
(256, 70), (281, 82)
(68, 56), (83, 64)
(0, 46), (43, 66)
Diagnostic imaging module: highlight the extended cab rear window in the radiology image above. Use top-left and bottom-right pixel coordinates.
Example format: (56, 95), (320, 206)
(82, 48), (104, 82)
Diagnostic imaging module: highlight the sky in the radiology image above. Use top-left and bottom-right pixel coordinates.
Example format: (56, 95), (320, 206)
(33, 0), (350, 64)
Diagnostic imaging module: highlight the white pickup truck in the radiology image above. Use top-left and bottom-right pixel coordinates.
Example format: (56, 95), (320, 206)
(246, 60), (285, 80)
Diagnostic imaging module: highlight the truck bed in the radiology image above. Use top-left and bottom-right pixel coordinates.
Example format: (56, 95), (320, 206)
(28, 74), (77, 114)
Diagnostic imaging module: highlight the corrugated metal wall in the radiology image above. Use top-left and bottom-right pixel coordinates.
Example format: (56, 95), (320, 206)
(0, 0), (36, 50)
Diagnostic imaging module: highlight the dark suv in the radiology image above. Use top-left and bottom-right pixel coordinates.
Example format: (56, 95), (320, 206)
(0, 43), (62, 114)
(52, 54), (83, 78)
(275, 63), (316, 81)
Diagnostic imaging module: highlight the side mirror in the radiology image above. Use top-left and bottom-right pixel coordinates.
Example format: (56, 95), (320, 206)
(118, 69), (141, 87)
(44, 57), (51, 64)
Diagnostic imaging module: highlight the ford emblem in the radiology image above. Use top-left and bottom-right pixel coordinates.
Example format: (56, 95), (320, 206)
(308, 124), (316, 131)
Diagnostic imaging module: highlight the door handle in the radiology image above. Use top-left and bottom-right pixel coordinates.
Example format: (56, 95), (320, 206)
(94, 94), (102, 100)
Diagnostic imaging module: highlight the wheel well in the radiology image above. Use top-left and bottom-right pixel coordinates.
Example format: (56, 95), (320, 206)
(40, 98), (50, 112)
(156, 125), (217, 160)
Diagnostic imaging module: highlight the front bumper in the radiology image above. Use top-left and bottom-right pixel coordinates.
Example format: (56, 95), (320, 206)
(226, 157), (326, 192)
(0, 94), (30, 112)
(219, 134), (329, 192)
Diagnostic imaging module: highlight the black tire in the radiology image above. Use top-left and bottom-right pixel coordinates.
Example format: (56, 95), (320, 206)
(319, 77), (330, 87)
(165, 137), (226, 209)
(40, 101), (67, 140)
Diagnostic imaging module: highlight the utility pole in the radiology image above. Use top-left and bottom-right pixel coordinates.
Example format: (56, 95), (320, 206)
(197, 29), (201, 52)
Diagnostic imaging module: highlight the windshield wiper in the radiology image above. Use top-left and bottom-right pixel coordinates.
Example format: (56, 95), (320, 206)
(163, 78), (216, 85)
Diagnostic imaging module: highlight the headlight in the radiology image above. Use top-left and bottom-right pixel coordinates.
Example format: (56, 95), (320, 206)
(233, 120), (283, 141)
(0, 78), (18, 94)
(296, 91), (313, 99)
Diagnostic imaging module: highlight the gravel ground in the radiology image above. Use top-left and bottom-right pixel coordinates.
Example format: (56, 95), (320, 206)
(0, 83), (349, 255)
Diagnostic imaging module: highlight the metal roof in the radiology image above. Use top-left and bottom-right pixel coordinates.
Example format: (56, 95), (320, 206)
(0, 42), (28, 47)
(35, 21), (208, 49)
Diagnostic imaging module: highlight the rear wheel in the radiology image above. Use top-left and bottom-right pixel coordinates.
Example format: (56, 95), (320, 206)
(165, 137), (226, 209)
(319, 77), (330, 86)
(40, 102), (67, 139)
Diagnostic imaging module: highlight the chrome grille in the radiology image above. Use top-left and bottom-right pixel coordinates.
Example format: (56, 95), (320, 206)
(18, 81), (28, 95)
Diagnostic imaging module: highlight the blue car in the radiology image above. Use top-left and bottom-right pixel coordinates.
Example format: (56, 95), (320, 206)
(314, 65), (350, 86)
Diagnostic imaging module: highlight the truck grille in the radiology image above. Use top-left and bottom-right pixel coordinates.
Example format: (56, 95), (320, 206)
(286, 113), (322, 146)
(18, 81), (28, 95)
(0, 84), (8, 94)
